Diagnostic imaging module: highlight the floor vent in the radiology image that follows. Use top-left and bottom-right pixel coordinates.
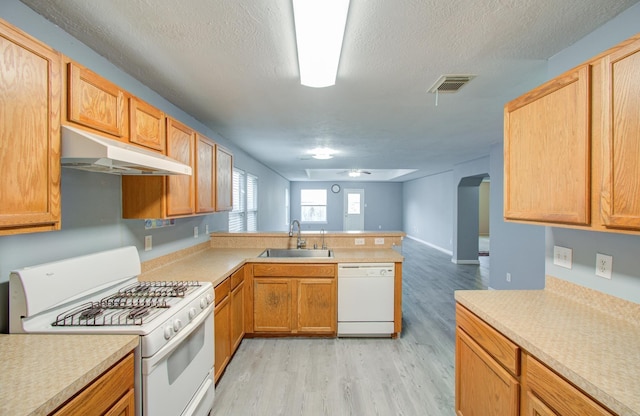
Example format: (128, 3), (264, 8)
(427, 74), (475, 93)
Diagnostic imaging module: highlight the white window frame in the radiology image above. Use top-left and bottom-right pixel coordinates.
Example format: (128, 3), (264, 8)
(229, 168), (258, 232)
(300, 188), (327, 223)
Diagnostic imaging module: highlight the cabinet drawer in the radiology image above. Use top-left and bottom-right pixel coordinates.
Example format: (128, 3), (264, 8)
(456, 304), (520, 376)
(523, 353), (614, 416)
(230, 267), (245, 290)
(253, 264), (335, 278)
(215, 278), (230, 304)
(52, 353), (134, 416)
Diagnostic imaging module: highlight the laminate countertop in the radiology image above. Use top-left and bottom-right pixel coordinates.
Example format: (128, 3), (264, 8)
(455, 277), (640, 416)
(140, 247), (404, 287)
(0, 334), (138, 416)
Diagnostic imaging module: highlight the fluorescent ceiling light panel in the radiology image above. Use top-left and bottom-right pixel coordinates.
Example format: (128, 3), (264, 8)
(310, 147), (335, 159)
(293, 0), (350, 88)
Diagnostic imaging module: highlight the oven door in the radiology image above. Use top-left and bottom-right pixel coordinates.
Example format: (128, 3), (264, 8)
(142, 308), (214, 416)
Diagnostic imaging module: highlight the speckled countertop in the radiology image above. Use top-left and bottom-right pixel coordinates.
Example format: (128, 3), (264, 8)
(455, 277), (640, 416)
(0, 334), (138, 416)
(140, 247), (404, 286)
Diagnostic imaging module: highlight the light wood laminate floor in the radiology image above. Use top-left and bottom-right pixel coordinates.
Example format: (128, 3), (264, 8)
(212, 238), (489, 416)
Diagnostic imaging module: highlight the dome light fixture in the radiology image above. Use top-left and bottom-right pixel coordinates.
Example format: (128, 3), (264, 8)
(310, 147), (335, 159)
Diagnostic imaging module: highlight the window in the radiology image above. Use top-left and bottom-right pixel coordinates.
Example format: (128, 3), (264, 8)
(229, 168), (258, 232)
(300, 189), (327, 223)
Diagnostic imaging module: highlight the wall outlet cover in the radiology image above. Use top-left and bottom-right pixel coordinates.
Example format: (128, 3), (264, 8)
(355, 238), (365, 245)
(553, 246), (572, 269)
(595, 253), (613, 279)
(144, 235), (152, 251)
(375, 238), (384, 245)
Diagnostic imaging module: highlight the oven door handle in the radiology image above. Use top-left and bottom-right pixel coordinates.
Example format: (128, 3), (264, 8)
(142, 304), (214, 374)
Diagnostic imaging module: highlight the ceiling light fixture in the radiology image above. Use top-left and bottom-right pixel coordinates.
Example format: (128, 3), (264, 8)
(310, 147), (335, 159)
(348, 169), (361, 177)
(292, 0), (350, 88)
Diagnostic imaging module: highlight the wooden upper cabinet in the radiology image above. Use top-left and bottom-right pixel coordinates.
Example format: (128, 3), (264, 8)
(216, 145), (233, 211)
(504, 65), (591, 225)
(196, 134), (216, 214)
(166, 118), (195, 216)
(600, 36), (640, 230)
(129, 97), (165, 152)
(0, 19), (61, 235)
(67, 61), (127, 138)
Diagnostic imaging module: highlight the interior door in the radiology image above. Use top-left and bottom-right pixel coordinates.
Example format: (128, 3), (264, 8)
(344, 189), (364, 231)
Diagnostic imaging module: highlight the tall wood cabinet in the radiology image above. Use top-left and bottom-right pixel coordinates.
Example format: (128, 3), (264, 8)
(251, 264), (336, 335)
(0, 19), (61, 235)
(166, 118), (195, 216)
(504, 32), (640, 234)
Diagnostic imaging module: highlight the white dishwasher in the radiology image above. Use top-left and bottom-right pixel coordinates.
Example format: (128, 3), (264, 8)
(337, 263), (395, 337)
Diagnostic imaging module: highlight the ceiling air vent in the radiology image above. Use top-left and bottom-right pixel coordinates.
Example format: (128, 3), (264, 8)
(427, 74), (476, 94)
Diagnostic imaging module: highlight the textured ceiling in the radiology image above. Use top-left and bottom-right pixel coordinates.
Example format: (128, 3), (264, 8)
(20, 0), (639, 181)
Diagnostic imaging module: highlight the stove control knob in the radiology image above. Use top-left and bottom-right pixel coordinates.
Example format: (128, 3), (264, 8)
(173, 319), (183, 332)
(188, 307), (197, 320)
(206, 293), (214, 305)
(164, 326), (173, 340)
(200, 298), (207, 309)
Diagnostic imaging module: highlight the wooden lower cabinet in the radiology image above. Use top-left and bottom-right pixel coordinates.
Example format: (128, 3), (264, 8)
(251, 264), (336, 335)
(51, 352), (135, 416)
(456, 304), (615, 416)
(214, 267), (246, 383)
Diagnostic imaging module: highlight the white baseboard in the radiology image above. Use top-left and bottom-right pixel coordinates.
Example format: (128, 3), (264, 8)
(405, 235), (453, 256)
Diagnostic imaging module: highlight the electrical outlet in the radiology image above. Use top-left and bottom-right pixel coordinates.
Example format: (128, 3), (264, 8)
(595, 253), (613, 279)
(194, 226), (199, 238)
(355, 238), (365, 245)
(205, 224), (209, 234)
(506, 272), (511, 282)
(144, 235), (152, 251)
(553, 246), (572, 269)
(375, 238), (384, 245)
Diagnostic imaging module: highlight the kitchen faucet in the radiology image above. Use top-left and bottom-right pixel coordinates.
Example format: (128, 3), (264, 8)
(289, 219), (305, 249)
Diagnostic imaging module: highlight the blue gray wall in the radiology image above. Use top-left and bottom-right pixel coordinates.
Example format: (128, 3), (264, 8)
(543, 2), (640, 303)
(0, 0), (289, 333)
(289, 181), (403, 232)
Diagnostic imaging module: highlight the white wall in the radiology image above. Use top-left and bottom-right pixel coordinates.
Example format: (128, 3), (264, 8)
(544, 2), (640, 303)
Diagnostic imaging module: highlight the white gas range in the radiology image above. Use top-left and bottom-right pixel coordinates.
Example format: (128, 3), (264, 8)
(9, 246), (215, 416)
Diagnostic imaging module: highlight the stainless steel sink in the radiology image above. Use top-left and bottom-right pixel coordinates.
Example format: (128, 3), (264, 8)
(258, 248), (334, 258)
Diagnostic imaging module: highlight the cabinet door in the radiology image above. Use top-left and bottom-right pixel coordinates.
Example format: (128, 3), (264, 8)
(0, 20), (61, 235)
(129, 97), (165, 152)
(296, 278), (336, 333)
(522, 354), (613, 416)
(214, 280), (231, 383)
(196, 134), (216, 214)
(455, 328), (519, 416)
(166, 118), (195, 216)
(253, 278), (292, 332)
(104, 388), (135, 416)
(215, 145), (233, 211)
(525, 391), (558, 416)
(504, 65), (590, 225)
(601, 37), (640, 230)
(230, 279), (245, 354)
(67, 62), (126, 138)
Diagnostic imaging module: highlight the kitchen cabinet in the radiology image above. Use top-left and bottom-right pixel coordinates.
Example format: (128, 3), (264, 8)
(129, 96), (165, 152)
(600, 36), (640, 230)
(455, 304), (520, 416)
(166, 118), (196, 216)
(0, 19), (61, 236)
(66, 61), (128, 139)
(215, 145), (233, 212)
(504, 65), (590, 226)
(214, 277), (231, 383)
(504, 32), (640, 234)
(252, 264), (336, 335)
(521, 353), (613, 416)
(51, 352), (135, 416)
(456, 304), (616, 416)
(214, 266), (246, 383)
(196, 134), (216, 214)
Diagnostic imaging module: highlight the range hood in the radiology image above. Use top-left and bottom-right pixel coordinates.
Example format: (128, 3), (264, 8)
(61, 125), (192, 176)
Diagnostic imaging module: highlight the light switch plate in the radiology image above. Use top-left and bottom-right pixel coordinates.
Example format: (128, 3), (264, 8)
(553, 246), (572, 269)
